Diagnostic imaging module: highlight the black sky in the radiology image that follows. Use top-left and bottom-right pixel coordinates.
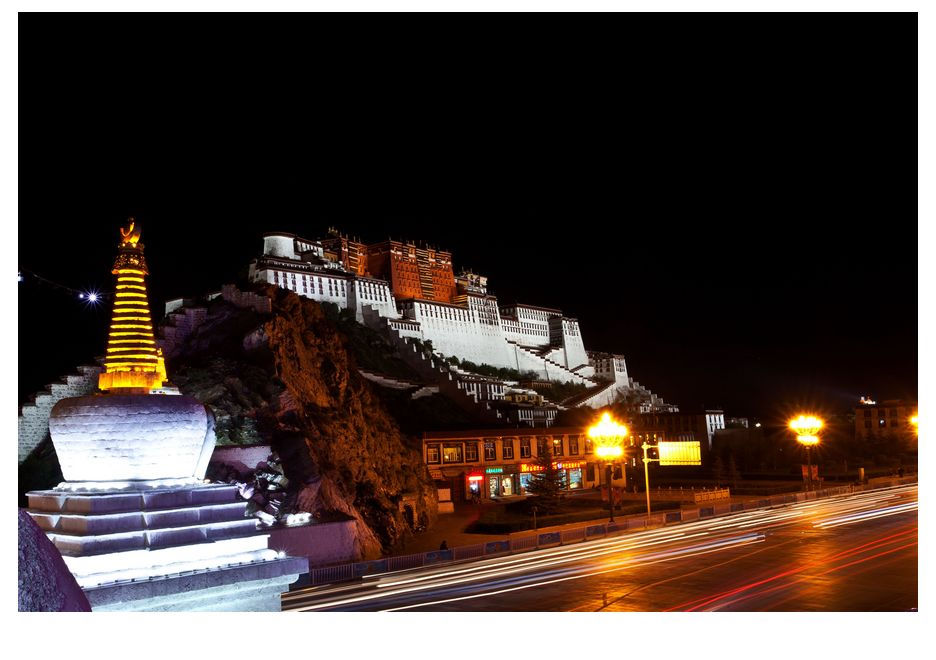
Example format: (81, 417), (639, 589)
(18, 16), (918, 421)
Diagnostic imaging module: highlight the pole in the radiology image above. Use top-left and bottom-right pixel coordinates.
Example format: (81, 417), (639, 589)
(606, 462), (614, 523)
(643, 444), (652, 519)
(806, 446), (813, 492)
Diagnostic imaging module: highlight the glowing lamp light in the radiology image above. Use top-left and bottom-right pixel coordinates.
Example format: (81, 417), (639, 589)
(587, 412), (628, 464)
(595, 445), (624, 459)
(789, 414), (823, 441)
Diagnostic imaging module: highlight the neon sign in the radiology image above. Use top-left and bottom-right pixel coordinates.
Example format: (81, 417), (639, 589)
(520, 460), (585, 473)
(467, 474), (484, 482)
(485, 467), (503, 474)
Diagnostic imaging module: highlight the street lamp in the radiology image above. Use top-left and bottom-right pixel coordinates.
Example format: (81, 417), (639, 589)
(911, 414), (918, 434)
(588, 412), (628, 523)
(789, 414), (823, 491)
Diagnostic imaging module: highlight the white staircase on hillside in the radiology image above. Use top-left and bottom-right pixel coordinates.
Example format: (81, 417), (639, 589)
(507, 340), (598, 388)
(19, 364), (102, 463)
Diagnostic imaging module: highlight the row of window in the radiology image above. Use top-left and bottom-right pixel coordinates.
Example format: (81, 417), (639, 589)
(864, 418), (910, 428)
(273, 270), (347, 298)
(272, 269), (392, 303)
(426, 436), (587, 465)
(862, 408), (908, 417)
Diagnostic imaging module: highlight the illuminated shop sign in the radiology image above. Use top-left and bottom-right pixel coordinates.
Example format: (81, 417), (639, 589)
(658, 441), (702, 466)
(519, 460), (585, 473)
(485, 467), (503, 474)
(467, 474), (484, 482)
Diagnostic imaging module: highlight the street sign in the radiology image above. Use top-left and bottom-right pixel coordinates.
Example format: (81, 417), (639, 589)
(658, 440), (702, 466)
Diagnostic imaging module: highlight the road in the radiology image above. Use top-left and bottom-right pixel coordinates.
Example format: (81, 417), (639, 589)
(283, 484), (918, 612)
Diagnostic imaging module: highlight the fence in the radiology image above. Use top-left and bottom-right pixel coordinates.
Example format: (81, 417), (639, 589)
(304, 479), (916, 586)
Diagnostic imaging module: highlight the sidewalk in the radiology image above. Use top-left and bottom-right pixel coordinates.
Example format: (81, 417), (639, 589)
(394, 486), (818, 558)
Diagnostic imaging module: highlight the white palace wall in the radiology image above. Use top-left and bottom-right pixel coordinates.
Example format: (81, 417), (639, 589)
(401, 301), (515, 368)
(251, 233), (617, 389)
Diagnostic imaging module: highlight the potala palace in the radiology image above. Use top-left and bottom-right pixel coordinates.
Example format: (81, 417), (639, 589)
(248, 230), (675, 414)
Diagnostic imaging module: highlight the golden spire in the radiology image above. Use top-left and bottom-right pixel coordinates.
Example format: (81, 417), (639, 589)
(98, 219), (167, 393)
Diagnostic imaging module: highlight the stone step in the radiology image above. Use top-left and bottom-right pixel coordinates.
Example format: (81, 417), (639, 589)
(30, 501), (249, 535)
(27, 484), (241, 515)
(48, 518), (260, 557)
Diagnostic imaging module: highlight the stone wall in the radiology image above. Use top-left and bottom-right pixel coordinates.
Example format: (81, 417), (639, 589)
(220, 284), (272, 314)
(18, 365), (102, 463)
(267, 520), (358, 568)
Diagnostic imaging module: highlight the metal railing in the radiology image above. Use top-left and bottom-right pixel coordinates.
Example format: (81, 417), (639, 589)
(304, 480), (916, 587)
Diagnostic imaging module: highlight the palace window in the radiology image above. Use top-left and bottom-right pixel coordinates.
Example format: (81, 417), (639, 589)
(585, 438), (593, 454)
(537, 437), (550, 456)
(502, 439), (514, 459)
(568, 436), (579, 455)
(465, 442), (479, 462)
(520, 438), (532, 458)
(426, 444), (440, 464)
(552, 437), (564, 456)
(442, 444), (463, 464)
(484, 442), (496, 461)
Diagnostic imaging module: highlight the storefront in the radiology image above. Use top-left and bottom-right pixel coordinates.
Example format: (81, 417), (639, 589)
(483, 467), (518, 498)
(518, 459), (586, 493)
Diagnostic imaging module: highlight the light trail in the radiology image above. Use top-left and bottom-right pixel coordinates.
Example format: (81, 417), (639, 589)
(283, 484), (917, 612)
(672, 524), (917, 611)
(379, 534), (766, 612)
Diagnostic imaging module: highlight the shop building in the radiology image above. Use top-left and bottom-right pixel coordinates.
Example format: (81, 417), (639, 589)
(422, 427), (630, 502)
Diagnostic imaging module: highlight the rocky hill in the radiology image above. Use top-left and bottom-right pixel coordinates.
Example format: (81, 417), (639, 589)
(166, 287), (439, 559)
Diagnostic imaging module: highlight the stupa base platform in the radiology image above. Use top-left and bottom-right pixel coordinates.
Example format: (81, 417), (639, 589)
(26, 483), (308, 611)
(85, 555), (307, 612)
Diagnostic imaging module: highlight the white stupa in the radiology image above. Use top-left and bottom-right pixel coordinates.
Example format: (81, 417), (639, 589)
(25, 221), (307, 611)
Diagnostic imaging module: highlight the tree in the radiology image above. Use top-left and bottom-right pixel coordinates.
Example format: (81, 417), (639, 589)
(712, 455), (725, 486)
(728, 454), (741, 490)
(525, 445), (567, 512)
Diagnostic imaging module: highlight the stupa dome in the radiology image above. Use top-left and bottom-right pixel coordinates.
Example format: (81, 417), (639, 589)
(50, 394), (216, 484)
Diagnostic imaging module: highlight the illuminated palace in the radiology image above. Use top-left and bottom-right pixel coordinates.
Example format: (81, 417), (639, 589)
(249, 229), (673, 410)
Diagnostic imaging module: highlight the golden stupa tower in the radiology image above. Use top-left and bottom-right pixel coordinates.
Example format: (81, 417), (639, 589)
(98, 219), (167, 392)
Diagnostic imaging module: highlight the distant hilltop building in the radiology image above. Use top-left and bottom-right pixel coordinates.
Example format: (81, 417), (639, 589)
(249, 229), (675, 410)
(855, 397), (917, 438)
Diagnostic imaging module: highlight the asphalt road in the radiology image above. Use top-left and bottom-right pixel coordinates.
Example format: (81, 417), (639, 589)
(283, 484), (918, 612)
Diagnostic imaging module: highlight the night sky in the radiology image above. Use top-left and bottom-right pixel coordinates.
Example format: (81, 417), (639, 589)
(18, 17), (918, 423)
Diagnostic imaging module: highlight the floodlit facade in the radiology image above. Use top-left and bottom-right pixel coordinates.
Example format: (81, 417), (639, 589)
(249, 230), (637, 402)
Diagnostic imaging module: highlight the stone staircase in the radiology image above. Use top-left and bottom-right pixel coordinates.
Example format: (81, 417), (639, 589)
(507, 340), (597, 387)
(357, 368), (440, 400)
(361, 307), (506, 424)
(19, 364), (102, 463)
(560, 380), (617, 408)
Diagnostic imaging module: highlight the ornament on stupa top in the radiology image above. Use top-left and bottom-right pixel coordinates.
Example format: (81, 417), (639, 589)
(98, 219), (167, 392)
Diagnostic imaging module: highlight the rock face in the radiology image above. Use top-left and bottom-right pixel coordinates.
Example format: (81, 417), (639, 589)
(170, 290), (437, 559)
(18, 509), (91, 611)
(49, 394), (215, 483)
